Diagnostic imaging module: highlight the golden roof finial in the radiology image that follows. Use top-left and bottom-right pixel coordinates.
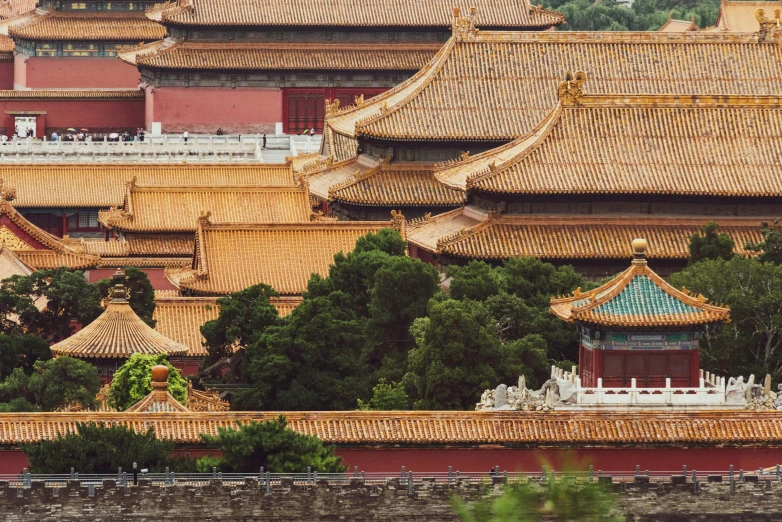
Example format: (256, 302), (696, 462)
(631, 238), (648, 266)
(557, 71), (587, 105)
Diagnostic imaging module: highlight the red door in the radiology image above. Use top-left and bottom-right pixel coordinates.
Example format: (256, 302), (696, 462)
(282, 88), (389, 134)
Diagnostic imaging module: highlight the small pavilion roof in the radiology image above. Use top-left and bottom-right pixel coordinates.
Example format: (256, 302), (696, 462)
(0, 163), (293, 209)
(126, 365), (189, 413)
(440, 91), (782, 194)
(98, 181), (312, 233)
(124, 41), (440, 71)
(658, 14), (699, 32)
(171, 215), (403, 295)
(323, 24), (782, 154)
(158, 0), (563, 29)
(9, 11), (166, 41)
(550, 239), (731, 327)
(51, 273), (189, 359)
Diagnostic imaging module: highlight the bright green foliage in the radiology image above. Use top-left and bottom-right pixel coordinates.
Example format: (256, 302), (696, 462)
(407, 299), (503, 410)
(366, 256), (440, 376)
(237, 292), (368, 411)
(746, 220), (782, 265)
(670, 257), (782, 380)
(689, 222), (735, 264)
(0, 357), (100, 411)
(354, 228), (407, 257)
(0, 334), (51, 380)
(96, 267), (157, 327)
(23, 423), (191, 473)
(200, 283), (280, 368)
(448, 261), (503, 301)
(357, 379), (409, 410)
(199, 416), (346, 473)
(452, 458), (623, 522)
(109, 354), (187, 410)
(1, 268), (102, 342)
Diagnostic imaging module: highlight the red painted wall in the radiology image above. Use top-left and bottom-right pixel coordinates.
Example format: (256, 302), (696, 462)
(0, 60), (13, 90)
(3, 446), (782, 475)
(14, 54), (141, 89)
(0, 99), (144, 136)
(87, 268), (178, 291)
(334, 447), (782, 474)
(146, 85), (283, 134)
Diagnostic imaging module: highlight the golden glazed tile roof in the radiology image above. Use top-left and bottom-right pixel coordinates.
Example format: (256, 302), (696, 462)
(0, 164), (293, 208)
(82, 235), (195, 258)
(550, 240), (731, 327)
(407, 206), (485, 252)
(99, 183), (312, 233)
(160, 0), (563, 29)
(4, 410), (782, 445)
(0, 34), (13, 52)
(434, 215), (764, 260)
(51, 283), (189, 359)
(133, 42), (440, 71)
(174, 218), (402, 295)
(97, 257), (191, 268)
(303, 156), (376, 200)
(153, 295), (302, 356)
(0, 0), (36, 20)
(325, 30), (782, 147)
(0, 90), (143, 100)
(455, 95), (782, 196)
(329, 163), (465, 207)
(658, 16), (699, 32)
(715, 0), (781, 31)
(9, 11), (166, 41)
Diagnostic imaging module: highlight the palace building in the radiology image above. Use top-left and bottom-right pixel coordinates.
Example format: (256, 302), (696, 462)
(7, 0), (165, 89)
(551, 239), (731, 388)
(119, 0), (562, 134)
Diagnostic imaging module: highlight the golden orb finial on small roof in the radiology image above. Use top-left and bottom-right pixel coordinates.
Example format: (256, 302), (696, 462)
(151, 364), (169, 384)
(631, 238), (648, 264)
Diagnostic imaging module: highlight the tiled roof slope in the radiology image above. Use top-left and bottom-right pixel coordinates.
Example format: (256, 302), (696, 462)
(435, 215), (763, 260)
(9, 12), (166, 41)
(550, 239), (730, 327)
(463, 94), (782, 195)
(658, 15), (699, 32)
(329, 163), (465, 207)
(161, 0), (563, 29)
(302, 156), (377, 200)
(0, 0), (36, 20)
(82, 235), (194, 257)
(3, 410), (782, 445)
(51, 281), (189, 359)
(134, 42), (440, 71)
(715, 0), (781, 31)
(99, 184), (312, 233)
(407, 206), (485, 252)
(0, 164), (292, 208)
(174, 219), (401, 295)
(153, 296), (302, 356)
(332, 31), (782, 145)
(0, 34), (13, 52)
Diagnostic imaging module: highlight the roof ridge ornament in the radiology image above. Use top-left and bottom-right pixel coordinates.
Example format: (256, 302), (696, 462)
(631, 238), (648, 267)
(558, 71), (587, 105)
(197, 210), (212, 226)
(451, 6), (479, 41)
(325, 98), (340, 116)
(0, 179), (16, 203)
(756, 8), (781, 42)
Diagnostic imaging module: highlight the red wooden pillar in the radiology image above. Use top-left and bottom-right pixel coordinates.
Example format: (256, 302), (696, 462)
(35, 114), (45, 138)
(61, 210), (67, 237)
(690, 350), (700, 387)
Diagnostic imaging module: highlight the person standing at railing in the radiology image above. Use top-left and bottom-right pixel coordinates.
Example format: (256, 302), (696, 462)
(262, 134), (267, 150)
(183, 130), (189, 143)
(51, 131), (58, 142)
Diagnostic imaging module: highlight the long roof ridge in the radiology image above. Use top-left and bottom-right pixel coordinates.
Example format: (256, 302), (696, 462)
(325, 37), (456, 139)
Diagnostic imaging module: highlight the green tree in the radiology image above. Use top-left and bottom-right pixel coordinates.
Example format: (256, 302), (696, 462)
(23, 423), (193, 473)
(407, 299), (502, 410)
(96, 267), (157, 327)
(109, 354), (187, 410)
(198, 416), (346, 473)
(354, 228), (407, 257)
(0, 368), (36, 411)
(670, 257), (782, 380)
(357, 379), (409, 410)
(0, 333), (51, 380)
(238, 292), (369, 411)
(1, 268), (102, 342)
(447, 261), (502, 301)
(498, 334), (551, 390)
(200, 283), (280, 371)
(366, 256), (440, 378)
(746, 219), (782, 265)
(688, 222), (735, 264)
(3, 357), (102, 411)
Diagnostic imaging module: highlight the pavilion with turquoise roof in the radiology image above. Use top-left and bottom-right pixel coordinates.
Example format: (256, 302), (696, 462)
(550, 238), (730, 388)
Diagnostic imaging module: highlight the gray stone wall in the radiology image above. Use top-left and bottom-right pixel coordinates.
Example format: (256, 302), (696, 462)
(3, 476), (782, 521)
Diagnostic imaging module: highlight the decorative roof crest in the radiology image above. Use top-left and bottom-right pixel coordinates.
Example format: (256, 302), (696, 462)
(197, 210), (212, 226)
(0, 180), (17, 203)
(325, 98), (341, 116)
(756, 8), (781, 41)
(452, 6), (479, 41)
(354, 94), (365, 107)
(557, 71), (587, 105)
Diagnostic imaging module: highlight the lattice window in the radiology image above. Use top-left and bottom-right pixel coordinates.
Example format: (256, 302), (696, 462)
(668, 353), (691, 378)
(603, 353), (624, 378)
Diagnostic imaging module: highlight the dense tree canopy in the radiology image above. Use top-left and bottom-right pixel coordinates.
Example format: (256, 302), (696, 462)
(0, 334), (51, 380)
(109, 354), (187, 411)
(544, 0), (720, 31)
(23, 423), (190, 473)
(198, 416), (346, 473)
(688, 222), (735, 264)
